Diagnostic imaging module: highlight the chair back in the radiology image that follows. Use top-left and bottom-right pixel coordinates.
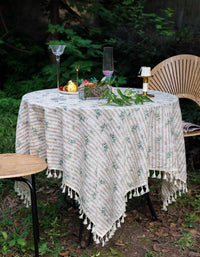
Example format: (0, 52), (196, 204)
(148, 54), (200, 106)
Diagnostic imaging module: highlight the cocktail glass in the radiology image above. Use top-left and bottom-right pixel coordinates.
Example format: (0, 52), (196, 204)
(50, 45), (66, 91)
(102, 47), (114, 78)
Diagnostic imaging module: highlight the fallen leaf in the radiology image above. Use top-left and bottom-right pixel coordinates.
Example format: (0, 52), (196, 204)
(189, 229), (198, 235)
(149, 233), (154, 238)
(115, 242), (125, 246)
(153, 244), (162, 251)
(170, 223), (176, 228)
(162, 249), (170, 253)
(59, 251), (70, 256)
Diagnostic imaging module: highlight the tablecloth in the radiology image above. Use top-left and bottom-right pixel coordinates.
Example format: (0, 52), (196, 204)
(15, 88), (187, 246)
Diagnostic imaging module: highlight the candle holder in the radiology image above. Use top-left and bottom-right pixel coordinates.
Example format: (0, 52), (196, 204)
(138, 75), (154, 97)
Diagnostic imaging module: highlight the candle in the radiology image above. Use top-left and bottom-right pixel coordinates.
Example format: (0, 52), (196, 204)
(139, 66), (151, 77)
(143, 82), (148, 92)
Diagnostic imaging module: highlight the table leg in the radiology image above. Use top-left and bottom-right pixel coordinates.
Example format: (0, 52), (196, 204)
(79, 220), (93, 248)
(145, 192), (158, 221)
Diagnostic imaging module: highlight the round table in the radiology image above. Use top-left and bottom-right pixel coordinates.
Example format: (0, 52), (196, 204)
(15, 88), (187, 245)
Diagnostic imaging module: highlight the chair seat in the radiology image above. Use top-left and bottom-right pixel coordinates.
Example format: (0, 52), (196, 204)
(182, 121), (200, 137)
(0, 153), (47, 179)
(184, 130), (200, 137)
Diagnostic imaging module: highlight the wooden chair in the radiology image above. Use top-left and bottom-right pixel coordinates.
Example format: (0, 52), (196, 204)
(0, 153), (47, 257)
(148, 54), (200, 137)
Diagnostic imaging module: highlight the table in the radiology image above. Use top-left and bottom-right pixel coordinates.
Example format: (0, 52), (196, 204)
(15, 88), (187, 246)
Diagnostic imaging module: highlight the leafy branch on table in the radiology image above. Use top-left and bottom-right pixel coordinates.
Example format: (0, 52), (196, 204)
(99, 88), (153, 106)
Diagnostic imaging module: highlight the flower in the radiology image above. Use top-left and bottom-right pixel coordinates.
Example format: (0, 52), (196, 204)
(83, 80), (89, 85)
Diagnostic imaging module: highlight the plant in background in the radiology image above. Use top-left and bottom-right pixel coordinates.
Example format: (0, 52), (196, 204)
(175, 232), (195, 250)
(183, 212), (198, 228)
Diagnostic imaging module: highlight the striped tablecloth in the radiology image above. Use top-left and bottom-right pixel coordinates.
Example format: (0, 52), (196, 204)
(15, 88), (187, 246)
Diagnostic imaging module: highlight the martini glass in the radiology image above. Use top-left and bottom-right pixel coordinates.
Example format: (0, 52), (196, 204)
(102, 47), (114, 78)
(50, 45), (66, 91)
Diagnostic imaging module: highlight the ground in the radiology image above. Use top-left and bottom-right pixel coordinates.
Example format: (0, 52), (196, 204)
(0, 139), (200, 257)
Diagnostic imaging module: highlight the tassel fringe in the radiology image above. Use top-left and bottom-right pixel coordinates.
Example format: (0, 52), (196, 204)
(14, 168), (187, 247)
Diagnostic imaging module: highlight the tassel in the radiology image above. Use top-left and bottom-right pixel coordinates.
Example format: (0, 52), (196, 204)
(87, 222), (91, 230)
(62, 185), (66, 193)
(152, 171), (156, 178)
(79, 213), (84, 219)
(58, 171), (62, 179)
(117, 220), (121, 228)
(157, 171), (161, 179)
(92, 226), (95, 233)
(70, 190), (73, 198)
(145, 184), (149, 193)
(140, 187), (144, 195)
(163, 173), (167, 180)
(162, 204), (167, 211)
(102, 239), (105, 247)
(93, 234), (97, 242)
(47, 172), (53, 178)
(83, 217), (87, 225)
(113, 223), (116, 232)
(105, 235), (109, 242)
(133, 188), (138, 197)
(96, 237), (100, 244)
(129, 192), (132, 199)
(54, 170), (57, 178)
(168, 198), (172, 204)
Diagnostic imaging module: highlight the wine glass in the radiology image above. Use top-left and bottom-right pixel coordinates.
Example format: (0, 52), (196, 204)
(102, 47), (114, 78)
(50, 45), (66, 91)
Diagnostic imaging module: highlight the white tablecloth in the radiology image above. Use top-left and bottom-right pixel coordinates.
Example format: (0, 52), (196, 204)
(15, 88), (187, 245)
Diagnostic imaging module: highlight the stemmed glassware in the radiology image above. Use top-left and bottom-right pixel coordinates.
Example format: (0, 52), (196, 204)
(50, 45), (66, 91)
(102, 47), (114, 78)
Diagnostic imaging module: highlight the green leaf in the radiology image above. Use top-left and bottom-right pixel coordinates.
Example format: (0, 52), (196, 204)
(8, 239), (16, 247)
(1, 231), (8, 240)
(17, 238), (26, 247)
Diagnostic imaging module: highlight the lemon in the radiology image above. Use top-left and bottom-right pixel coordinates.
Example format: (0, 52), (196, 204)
(67, 81), (78, 92)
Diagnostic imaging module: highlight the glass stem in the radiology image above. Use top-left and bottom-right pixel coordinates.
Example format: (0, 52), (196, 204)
(56, 56), (60, 90)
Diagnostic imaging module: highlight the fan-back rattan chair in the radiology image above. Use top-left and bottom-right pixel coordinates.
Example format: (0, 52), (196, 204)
(149, 54), (200, 137)
(0, 153), (47, 257)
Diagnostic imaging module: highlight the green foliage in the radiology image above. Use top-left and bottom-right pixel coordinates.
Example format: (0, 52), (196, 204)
(47, 24), (102, 78)
(0, 94), (20, 153)
(100, 88), (153, 106)
(175, 232), (195, 250)
(180, 99), (200, 124)
(144, 251), (156, 257)
(183, 212), (198, 228)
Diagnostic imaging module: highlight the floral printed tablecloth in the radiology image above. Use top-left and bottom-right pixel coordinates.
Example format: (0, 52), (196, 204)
(15, 88), (187, 246)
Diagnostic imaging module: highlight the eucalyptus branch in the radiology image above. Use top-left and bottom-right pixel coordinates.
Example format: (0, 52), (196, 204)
(100, 88), (153, 106)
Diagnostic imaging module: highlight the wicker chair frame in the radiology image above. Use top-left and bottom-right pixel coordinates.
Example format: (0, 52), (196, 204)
(149, 54), (200, 137)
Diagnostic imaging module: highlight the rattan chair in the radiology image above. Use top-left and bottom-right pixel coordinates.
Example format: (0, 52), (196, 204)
(149, 54), (200, 137)
(0, 153), (47, 257)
